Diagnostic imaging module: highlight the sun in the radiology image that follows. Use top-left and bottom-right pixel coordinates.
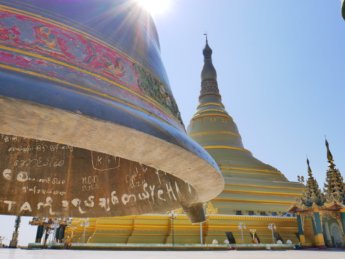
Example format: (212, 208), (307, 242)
(136, 0), (171, 15)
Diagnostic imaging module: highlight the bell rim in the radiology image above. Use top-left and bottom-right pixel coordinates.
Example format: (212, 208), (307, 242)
(0, 96), (224, 204)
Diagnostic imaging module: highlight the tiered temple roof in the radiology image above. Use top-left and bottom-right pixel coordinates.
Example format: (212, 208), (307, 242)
(324, 140), (345, 204)
(289, 141), (345, 248)
(300, 159), (324, 207)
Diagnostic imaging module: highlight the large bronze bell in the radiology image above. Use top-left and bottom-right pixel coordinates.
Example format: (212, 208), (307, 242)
(0, 0), (223, 222)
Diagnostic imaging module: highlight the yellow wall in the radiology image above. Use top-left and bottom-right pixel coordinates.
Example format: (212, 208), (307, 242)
(66, 214), (300, 245)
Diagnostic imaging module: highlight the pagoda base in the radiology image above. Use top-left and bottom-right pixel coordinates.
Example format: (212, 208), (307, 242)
(64, 214), (301, 246)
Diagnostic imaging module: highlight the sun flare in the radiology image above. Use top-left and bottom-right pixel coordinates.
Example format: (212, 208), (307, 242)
(136, 0), (171, 15)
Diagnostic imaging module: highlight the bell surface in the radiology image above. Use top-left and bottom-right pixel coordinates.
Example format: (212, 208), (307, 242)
(0, 0), (223, 222)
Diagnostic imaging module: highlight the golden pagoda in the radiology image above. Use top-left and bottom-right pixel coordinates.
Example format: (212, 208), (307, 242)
(59, 39), (308, 247)
(187, 38), (305, 216)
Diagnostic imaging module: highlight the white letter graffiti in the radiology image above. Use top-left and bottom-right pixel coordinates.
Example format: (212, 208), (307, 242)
(62, 200), (69, 210)
(111, 191), (119, 205)
(99, 198), (110, 212)
(138, 183), (150, 201)
(37, 197), (56, 215)
(16, 171), (29, 182)
(165, 183), (177, 201)
(149, 185), (156, 202)
(4, 201), (16, 211)
(84, 196), (95, 208)
(121, 194), (136, 205)
(71, 198), (86, 214)
(20, 202), (32, 213)
(2, 169), (12, 181)
(157, 189), (166, 201)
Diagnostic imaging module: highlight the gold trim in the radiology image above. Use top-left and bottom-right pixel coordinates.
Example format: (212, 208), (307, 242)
(204, 145), (251, 153)
(0, 6), (179, 122)
(223, 174), (286, 181)
(225, 183), (304, 191)
(0, 46), (178, 125)
(222, 170), (286, 179)
(207, 225), (297, 229)
(0, 63), (177, 128)
(208, 215), (297, 221)
(220, 166), (278, 173)
(222, 170), (280, 176)
(222, 189), (302, 197)
(198, 102), (224, 108)
(189, 130), (240, 138)
(0, 5), (137, 64)
(192, 114), (229, 120)
(196, 109), (228, 114)
(0, 45), (141, 95)
(213, 198), (294, 205)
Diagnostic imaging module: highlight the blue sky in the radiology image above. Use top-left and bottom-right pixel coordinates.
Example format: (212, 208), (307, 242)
(1, 0), (344, 246)
(155, 0), (344, 186)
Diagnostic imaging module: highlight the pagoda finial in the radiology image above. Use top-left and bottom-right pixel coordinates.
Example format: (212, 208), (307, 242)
(200, 35), (219, 99)
(325, 138), (335, 168)
(204, 33), (208, 45)
(202, 34), (213, 60)
(307, 158), (313, 178)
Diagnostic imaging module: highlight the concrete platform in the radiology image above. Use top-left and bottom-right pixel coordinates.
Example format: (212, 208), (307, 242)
(27, 242), (296, 251)
(1, 247), (344, 259)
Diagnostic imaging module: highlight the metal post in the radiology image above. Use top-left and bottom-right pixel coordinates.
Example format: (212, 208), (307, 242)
(238, 222), (246, 243)
(249, 229), (256, 243)
(171, 216), (174, 246)
(170, 211), (176, 246)
(199, 222), (203, 245)
(42, 218), (54, 247)
(52, 220), (60, 244)
(80, 218), (90, 243)
(268, 223), (276, 244)
(9, 216), (21, 248)
(82, 226), (86, 243)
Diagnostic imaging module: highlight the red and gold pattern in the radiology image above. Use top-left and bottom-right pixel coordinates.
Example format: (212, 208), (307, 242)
(0, 6), (182, 128)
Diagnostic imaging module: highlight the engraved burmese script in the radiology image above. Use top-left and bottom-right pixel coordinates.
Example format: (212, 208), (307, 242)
(0, 134), (197, 217)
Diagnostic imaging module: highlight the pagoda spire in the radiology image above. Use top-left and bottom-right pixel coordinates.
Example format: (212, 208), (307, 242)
(323, 140), (345, 204)
(307, 158), (313, 178)
(199, 36), (220, 102)
(301, 159), (324, 207)
(204, 33), (208, 45)
(326, 139), (335, 169)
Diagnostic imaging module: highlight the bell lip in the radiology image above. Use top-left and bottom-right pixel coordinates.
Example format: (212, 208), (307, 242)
(342, 0), (345, 20)
(0, 96), (225, 203)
